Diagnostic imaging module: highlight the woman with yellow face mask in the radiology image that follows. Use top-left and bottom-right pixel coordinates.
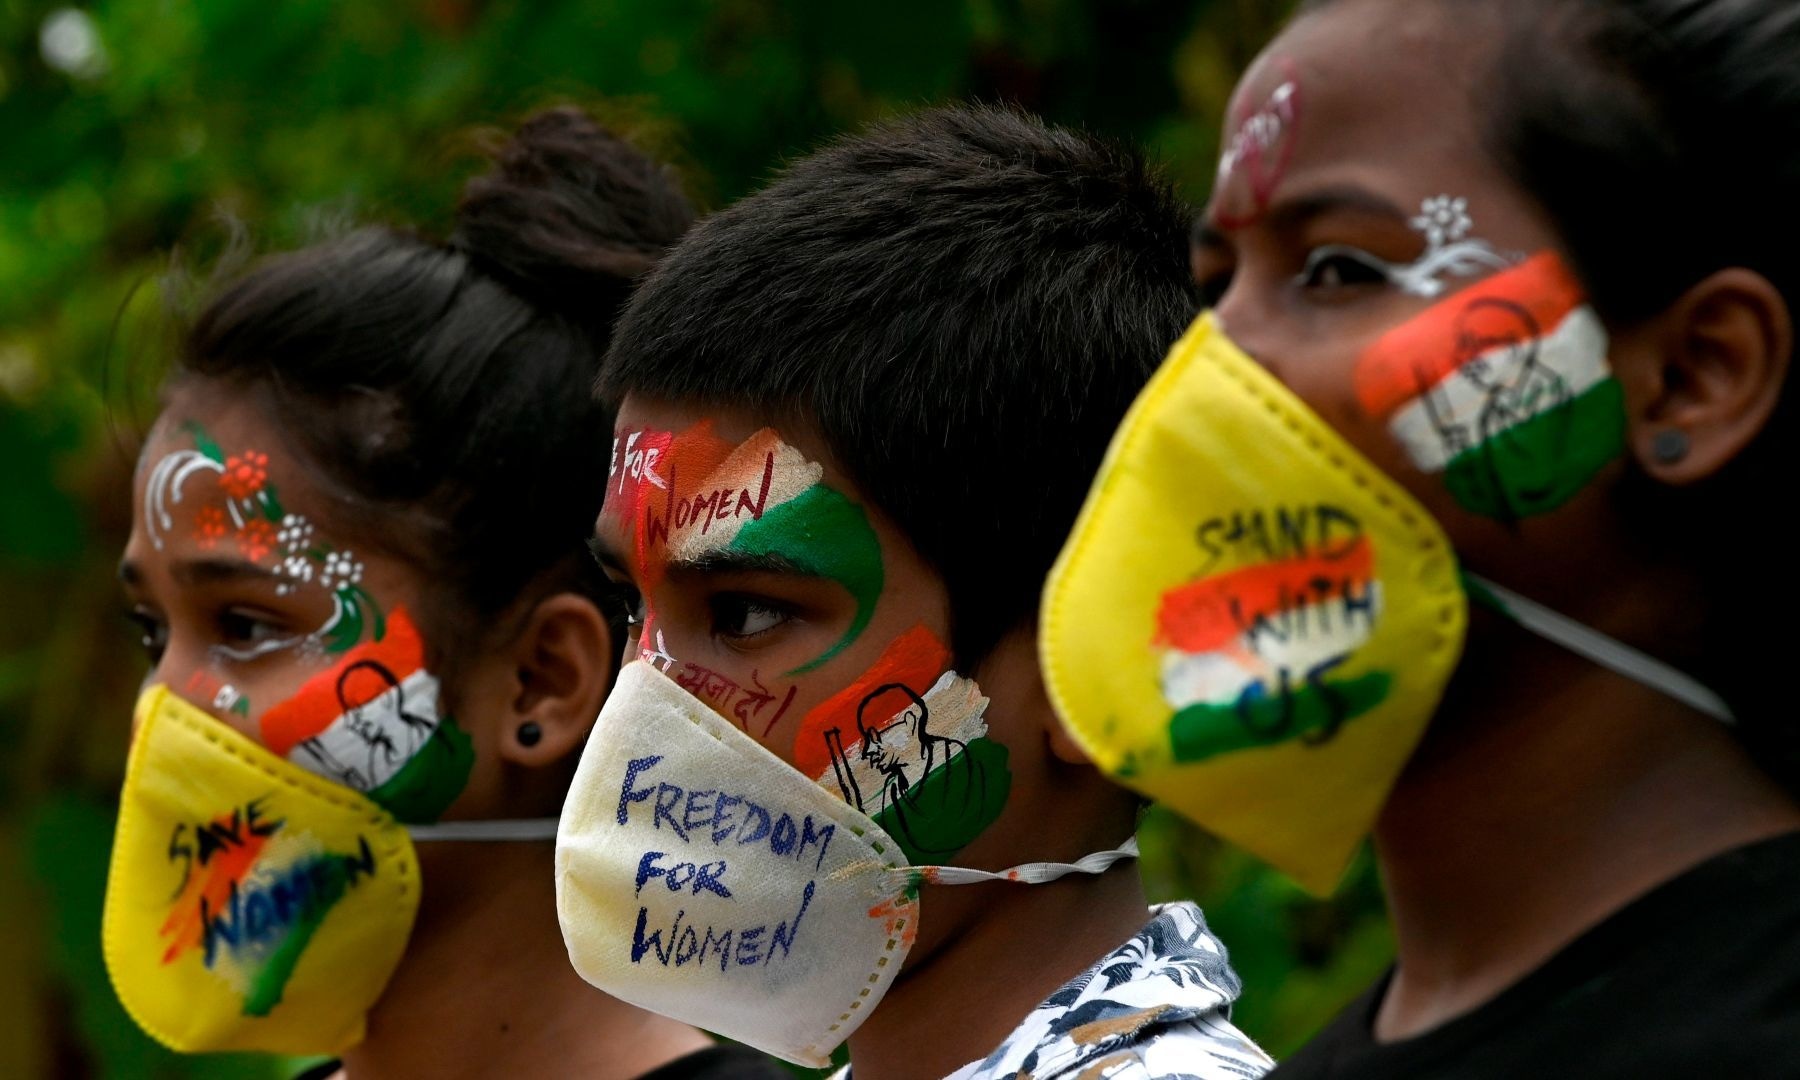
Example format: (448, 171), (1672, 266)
(108, 106), (789, 1080)
(1044, 0), (1800, 1076)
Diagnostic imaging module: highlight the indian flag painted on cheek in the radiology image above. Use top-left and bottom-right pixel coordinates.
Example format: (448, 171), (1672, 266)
(638, 428), (886, 674)
(1355, 251), (1627, 521)
(258, 609), (473, 824)
(1156, 533), (1390, 764)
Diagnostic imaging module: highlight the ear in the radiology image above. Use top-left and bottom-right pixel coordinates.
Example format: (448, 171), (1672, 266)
(495, 593), (615, 768)
(1624, 268), (1792, 485)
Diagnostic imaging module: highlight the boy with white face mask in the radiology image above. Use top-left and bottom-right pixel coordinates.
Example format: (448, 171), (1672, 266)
(558, 106), (1275, 1080)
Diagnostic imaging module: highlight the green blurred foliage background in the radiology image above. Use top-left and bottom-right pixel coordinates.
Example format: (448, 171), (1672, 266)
(1, 0), (1393, 1076)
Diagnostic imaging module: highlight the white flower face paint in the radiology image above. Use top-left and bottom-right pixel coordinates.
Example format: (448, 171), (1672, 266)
(1300, 194), (1517, 299)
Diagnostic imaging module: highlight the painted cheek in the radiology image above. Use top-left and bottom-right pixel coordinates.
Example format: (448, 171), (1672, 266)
(787, 625), (1012, 865)
(254, 608), (473, 824)
(1353, 251), (1626, 522)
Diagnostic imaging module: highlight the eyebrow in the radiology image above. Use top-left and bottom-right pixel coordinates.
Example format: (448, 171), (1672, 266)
(586, 536), (628, 576)
(665, 550), (823, 580)
(169, 558), (287, 587)
(1200, 185), (1412, 242)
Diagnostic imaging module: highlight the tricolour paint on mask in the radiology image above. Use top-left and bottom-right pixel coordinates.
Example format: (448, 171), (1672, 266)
(258, 609), (472, 825)
(1355, 251), (1626, 521)
(159, 800), (380, 1017)
(1155, 510), (1390, 765)
(789, 626), (1010, 865)
(608, 423), (885, 675)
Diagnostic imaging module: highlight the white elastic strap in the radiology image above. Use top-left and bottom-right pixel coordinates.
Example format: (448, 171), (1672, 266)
(889, 836), (1140, 888)
(1466, 573), (1734, 724)
(406, 818), (561, 842)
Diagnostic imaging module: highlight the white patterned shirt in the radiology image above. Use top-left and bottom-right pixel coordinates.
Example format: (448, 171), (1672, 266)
(836, 902), (1274, 1080)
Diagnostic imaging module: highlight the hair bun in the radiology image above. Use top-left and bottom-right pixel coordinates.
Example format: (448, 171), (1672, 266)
(453, 105), (695, 320)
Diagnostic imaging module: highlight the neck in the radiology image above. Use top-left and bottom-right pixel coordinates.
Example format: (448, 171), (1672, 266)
(846, 859), (1148, 1080)
(341, 841), (711, 1080)
(1372, 635), (1800, 1041)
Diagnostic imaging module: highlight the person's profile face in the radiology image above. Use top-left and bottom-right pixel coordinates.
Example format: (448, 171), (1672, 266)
(592, 397), (956, 783)
(1192, 0), (1617, 569)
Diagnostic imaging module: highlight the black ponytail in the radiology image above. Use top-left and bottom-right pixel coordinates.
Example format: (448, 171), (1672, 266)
(179, 106), (694, 658)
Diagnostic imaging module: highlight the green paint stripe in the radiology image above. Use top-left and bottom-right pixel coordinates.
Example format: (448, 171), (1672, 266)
(1442, 377), (1625, 520)
(367, 716), (475, 825)
(729, 483), (884, 674)
(240, 857), (352, 1017)
(1169, 672), (1391, 764)
(871, 737), (1010, 865)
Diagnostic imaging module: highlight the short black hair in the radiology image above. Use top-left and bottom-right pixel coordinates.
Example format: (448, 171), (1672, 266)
(179, 107), (694, 660)
(600, 105), (1198, 666)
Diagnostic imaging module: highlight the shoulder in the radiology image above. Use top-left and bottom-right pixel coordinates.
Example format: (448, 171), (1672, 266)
(952, 903), (1274, 1080)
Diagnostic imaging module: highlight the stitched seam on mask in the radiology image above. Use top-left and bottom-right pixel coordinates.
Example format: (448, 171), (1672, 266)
(689, 708), (910, 1056)
(171, 706), (415, 891)
(1208, 349), (1463, 643)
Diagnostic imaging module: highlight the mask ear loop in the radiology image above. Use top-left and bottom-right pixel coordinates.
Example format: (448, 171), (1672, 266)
(886, 836), (1140, 888)
(1463, 572), (1734, 723)
(406, 818), (561, 842)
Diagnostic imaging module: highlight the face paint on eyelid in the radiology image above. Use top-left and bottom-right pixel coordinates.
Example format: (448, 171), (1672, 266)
(609, 425), (886, 675)
(1355, 250), (1627, 522)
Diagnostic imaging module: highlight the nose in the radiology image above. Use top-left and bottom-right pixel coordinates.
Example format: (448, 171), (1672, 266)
(1210, 283), (1289, 385)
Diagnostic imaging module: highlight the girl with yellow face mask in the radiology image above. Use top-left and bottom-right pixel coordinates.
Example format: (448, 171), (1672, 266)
(108, 107), (788, 1080)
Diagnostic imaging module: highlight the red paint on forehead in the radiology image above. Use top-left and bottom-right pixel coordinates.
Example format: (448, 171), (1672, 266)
(1213, 58), (1303, 230)
(605, 421), (735, 587)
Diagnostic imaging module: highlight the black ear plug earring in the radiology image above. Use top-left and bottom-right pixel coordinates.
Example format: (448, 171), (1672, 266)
(1651, 429), (1690, 465)
(517, 722), (542, 748)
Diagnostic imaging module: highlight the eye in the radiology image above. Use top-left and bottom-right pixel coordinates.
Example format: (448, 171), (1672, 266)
(126, 609), (168, 666)
(217, 608), (290, 651)
(602, 579), (646, 627)
(1297, 245), (1393, 290)
(1197, 267), (1234, 310)
(710, 593), (793, 641)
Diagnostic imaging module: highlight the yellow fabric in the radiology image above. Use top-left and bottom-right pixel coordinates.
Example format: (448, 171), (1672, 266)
(1041, 313), (1466, 895)
(103, 685), (420, 1054)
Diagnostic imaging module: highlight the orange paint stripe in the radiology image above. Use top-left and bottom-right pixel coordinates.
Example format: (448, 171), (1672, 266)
(159, 827), (268, 964)
(1354, 252), (1586, 419)
(1156, 537), (1373, 655)
(259, 608), (425, 758)
(790, 625), (950, 779)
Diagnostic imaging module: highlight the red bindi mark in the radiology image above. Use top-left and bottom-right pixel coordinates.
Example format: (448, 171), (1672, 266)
(1213, 61), (1303, 230)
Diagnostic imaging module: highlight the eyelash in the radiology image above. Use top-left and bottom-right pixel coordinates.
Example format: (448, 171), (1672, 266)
(126, 609), (168, 665)
(601, 579), (646, 627)
(710, 593), (794, 642)
(1296, 245), (1396, 291)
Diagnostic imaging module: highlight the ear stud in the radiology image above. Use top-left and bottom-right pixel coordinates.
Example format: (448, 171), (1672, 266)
(1650, 429), (1691, 466)
(517, 721), (543, 748)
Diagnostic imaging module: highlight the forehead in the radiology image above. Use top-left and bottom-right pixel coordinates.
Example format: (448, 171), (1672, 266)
(597, 395), (859, 534)
(134, 384), (332, 526)
(1222, 1), (1504, 202)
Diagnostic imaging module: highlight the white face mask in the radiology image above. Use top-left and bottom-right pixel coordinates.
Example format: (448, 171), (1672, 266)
(555, 663), (1138, 1067)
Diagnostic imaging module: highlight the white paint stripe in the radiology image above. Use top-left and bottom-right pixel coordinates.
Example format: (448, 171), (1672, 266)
(1158, 590), (1380, 710)
(289, 668), (442, 792)
(667, 439), (821, 561)
(1389, 305), (1611, 473)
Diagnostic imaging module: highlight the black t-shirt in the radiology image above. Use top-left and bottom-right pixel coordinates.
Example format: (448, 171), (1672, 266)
(1273, 831), (1800, 1079)
(294, 1043), (791, 1079)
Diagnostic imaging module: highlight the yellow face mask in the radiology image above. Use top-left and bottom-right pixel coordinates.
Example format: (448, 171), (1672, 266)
(103, 684), (421, 1055)
(1040, 313), (1468, 895)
